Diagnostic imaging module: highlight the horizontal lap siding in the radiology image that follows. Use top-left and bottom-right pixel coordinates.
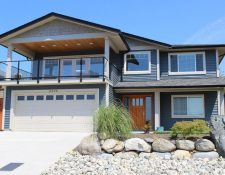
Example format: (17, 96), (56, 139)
(4, 84), (106, 129)
(160, 91), (218, 130)
(160, 50), (217, 79)
(109, 50), (122, 86)
(123, 50), (157, 81)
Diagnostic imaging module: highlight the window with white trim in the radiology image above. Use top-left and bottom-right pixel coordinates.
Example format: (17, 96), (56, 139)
(168, 52), (206, 75)
(124, 51), (151, 74)
(172, 95), (204, 118)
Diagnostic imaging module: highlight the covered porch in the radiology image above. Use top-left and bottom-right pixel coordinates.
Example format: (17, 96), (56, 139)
(114, 79), (225, 131)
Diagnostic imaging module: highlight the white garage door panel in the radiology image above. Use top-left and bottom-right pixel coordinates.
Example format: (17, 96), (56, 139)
(14, 117), (93, 132)
(13, 90), (98, 132)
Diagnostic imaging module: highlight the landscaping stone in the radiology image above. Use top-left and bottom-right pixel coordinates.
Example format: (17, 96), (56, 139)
(210, 115), (225, 157)
(76, 134), (101, 155)
(42, 151), (225, 175)
(113, 141), (124, 152)
(95, 153), (114, 160)
(114, 151), (139, 159)
(152, 138), (176, 152)
(139, 152), (151, 159)
(151, 152), (172, 159)
(173, 150), (191, 159)
(125, 138), (151, 152)
(192, 151), (219, 160)
(144, 138), (154, 144)
(102, 139), (119, 153)
(195, 139), (215, 152)
(176, 140), (195, 151)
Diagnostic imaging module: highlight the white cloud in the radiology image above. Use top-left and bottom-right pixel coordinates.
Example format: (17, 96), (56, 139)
(184, 17), (225, 44)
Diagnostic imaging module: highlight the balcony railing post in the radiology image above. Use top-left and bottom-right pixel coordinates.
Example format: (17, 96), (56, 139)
(102, 57), (105, 81)
(37, 60), (40, 83)
(58, 59), (61, 83)
(17, 61), (20, 84)
(80, 58), (82, 82)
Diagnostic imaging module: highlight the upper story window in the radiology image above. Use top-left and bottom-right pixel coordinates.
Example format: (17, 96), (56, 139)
(124, 51), (151, 74)
(168, 52), (206, 75)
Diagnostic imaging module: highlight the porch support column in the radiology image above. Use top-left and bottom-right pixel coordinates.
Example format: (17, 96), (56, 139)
(156, 49), (160, 80)
(6, 45), (13, 80)
(218, 89), (224, 115)
(154, 92), (160, 130)
(104, 37), (110, 79)
(104, 37), (110, 107)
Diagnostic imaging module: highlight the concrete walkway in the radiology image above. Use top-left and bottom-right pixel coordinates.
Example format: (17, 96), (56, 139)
(0, 131), (89, 175)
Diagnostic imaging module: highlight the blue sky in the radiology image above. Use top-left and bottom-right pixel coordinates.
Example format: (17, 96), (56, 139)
(1, 0), (225, 72)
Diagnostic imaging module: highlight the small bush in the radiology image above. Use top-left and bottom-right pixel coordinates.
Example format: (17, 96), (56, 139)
(94, 104), (133, 140)
(171, 120), (210, 138)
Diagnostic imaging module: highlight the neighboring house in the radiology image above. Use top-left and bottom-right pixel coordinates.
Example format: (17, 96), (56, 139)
(0, 12), (225, 132)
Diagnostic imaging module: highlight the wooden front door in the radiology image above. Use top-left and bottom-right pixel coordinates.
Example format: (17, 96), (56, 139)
(0, 98), (3, 130)
(123, 94), (154, 130)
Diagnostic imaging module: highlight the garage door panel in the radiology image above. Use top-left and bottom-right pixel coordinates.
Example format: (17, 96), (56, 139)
(13, 90), (98, 132)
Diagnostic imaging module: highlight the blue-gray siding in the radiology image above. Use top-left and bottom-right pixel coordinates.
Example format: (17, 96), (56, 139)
(160, 50), (217, 79)
(160, 91), (218, 130)
(122, 50), (157, 82)
(109, 49), (122, 85)
(4, 84), (106, 129)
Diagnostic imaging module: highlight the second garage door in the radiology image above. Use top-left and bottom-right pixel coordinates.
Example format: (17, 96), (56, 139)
(12, 89), (99, 132)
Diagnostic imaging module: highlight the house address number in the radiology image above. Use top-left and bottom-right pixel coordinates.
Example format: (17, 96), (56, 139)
(49, 89), (58, 93)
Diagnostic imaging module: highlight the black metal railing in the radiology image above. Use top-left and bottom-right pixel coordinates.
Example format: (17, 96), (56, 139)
(0, 56), (109, 84)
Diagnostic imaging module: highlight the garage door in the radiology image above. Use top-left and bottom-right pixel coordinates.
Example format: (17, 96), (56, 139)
(12, 90), (99, 132)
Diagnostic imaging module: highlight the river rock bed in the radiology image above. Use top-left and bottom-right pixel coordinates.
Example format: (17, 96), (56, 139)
(41, 151), (225, 175)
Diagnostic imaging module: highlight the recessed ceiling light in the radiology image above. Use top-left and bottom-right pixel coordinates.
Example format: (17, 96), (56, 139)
(76, 43), (81, 46)
(89, 42), (94, 45)
(41, 45), (45, 48)
(52, 44), (57, 47)
(64, 44), (68, 47)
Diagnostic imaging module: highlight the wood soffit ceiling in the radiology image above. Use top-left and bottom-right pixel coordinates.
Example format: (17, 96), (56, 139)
(15, 38), (104, 54)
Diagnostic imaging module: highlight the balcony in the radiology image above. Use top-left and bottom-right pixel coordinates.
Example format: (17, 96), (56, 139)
(0, 56), (108, 84)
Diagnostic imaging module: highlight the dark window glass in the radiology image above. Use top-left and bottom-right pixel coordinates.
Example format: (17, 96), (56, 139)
(27, 96), (34, 101)
(126, 53), (149, 71)
(36, 95), (44, 101)
(173, 97), (187, 115)
(170, 55), (178, 72)
(56, 95), (64, 100)
(87, 95), (95, 100)
(76, 95), (84, 100)
(17, 96), (25, 101)
(46, 95), (54, 100)
(196, 54), (204, 71)
(66, 95), (74, 100)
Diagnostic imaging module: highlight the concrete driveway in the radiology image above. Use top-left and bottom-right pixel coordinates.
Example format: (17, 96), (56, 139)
(0, 131), (89, 175)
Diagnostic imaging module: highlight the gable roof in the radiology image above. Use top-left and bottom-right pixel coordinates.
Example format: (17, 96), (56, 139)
(0, 12), (121, 39)
(1, 12), (225, 53)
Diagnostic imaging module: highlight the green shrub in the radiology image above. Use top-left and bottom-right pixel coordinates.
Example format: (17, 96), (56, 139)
(171, 120), (210, 138)
(94, 104), (133, 140)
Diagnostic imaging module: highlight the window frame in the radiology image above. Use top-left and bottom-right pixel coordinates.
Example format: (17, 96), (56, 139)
(168, 52), (206, 75)
(124, 51), (151, 75)
(171, 94), (205, 118)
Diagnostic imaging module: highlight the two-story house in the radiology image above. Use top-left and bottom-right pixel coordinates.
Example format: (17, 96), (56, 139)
(1, 13), (225, 132)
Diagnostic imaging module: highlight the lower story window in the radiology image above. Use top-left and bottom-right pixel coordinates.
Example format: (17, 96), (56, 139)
(172, 95), (204, 118)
